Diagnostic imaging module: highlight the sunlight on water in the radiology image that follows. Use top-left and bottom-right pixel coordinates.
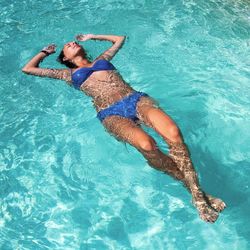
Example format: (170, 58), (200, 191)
(0, 0), (250, 249)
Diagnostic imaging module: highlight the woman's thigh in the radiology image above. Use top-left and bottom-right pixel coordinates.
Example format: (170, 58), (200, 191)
(102, 115), (157, 149)
(136, 96), (183, 142)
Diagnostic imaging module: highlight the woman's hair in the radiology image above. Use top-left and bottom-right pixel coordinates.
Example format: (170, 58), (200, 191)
(56, 46), (89, 68)
(56, 50), (77, 68)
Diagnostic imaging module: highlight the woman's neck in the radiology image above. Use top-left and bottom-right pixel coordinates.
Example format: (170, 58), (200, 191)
(73, 55), (91, 68)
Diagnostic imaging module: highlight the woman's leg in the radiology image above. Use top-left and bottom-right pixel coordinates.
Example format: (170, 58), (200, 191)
(136, 97), (226, 222)
(102, 115), (185, 181)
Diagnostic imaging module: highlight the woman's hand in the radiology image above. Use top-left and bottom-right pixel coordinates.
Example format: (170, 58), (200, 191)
(75, 34), (95, 42)
(41, 44), (56, 55)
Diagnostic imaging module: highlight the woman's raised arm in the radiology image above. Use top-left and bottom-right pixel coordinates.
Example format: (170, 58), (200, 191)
(76, 34), (126, 61)
(22, 44), (72, 84)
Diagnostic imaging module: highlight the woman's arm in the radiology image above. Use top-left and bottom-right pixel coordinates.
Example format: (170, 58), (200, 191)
(22, 44), (72, 84)
(76, 34), (126, 61)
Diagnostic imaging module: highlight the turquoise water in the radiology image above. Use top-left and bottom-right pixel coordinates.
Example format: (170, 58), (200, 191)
(0, 0), (250, 249)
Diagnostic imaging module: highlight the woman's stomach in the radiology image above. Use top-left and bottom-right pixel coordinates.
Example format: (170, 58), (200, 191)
(79, 71), (138, 111)
(92, 88), (136, 112)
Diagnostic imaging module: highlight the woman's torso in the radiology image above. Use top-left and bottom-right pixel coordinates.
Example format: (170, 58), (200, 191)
(72, 61), (135, 112)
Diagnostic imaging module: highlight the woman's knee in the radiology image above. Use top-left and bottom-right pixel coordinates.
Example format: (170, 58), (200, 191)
(136, 136), (157, 152)
(167, 124), (182, 142)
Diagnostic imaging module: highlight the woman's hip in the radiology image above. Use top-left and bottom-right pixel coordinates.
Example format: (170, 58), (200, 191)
(96, 91), (149, 123)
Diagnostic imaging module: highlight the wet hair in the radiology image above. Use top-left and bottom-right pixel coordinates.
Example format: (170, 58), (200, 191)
(56, 45), (88, 69)
(56, 50), (77, 68)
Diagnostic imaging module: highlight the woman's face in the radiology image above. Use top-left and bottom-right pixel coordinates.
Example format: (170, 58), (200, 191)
(63, 41), (82, 60)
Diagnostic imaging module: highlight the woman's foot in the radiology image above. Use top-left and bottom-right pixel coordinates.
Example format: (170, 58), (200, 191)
(205, 194), (226, 212)
(193, 199), (219, 223)
(192, 191), (219, 223)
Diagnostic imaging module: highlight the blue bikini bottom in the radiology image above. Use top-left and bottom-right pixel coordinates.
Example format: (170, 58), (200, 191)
(97, 91), (148, 122)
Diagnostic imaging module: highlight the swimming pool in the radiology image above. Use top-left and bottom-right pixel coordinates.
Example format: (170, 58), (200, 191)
(0, 0), (250, 249)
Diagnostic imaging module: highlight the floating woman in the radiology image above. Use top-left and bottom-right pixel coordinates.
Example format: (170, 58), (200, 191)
(22, 34), (226, 223)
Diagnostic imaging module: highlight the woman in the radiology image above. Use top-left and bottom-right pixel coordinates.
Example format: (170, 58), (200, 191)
(22, 34), (226, 223)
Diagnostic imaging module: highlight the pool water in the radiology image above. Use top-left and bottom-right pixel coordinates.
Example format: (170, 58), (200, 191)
(0, 0), (250, 249)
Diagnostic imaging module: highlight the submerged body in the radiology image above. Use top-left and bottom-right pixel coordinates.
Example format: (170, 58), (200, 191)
(72, 59), (155, 122)
(72, 59), (135, 112)
(22, 34), (226, 223)
(71, 59), (154, 124)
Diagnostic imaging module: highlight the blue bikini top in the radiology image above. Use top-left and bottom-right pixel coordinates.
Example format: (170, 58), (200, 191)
(71, 59), (116, 89)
